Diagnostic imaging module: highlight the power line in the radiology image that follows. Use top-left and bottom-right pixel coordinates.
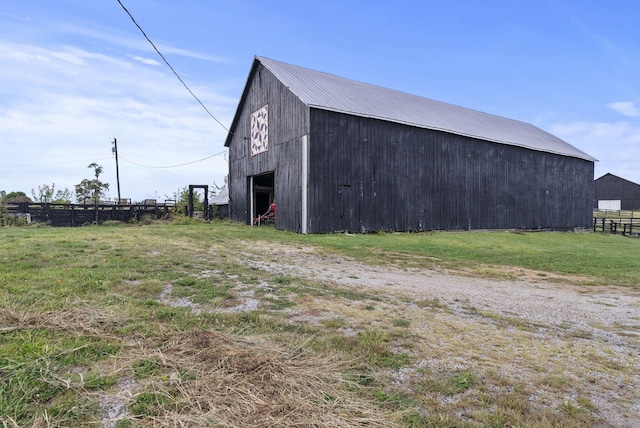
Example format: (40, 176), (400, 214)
(119, 150), (227, 169)
(116, 0), (229, 132)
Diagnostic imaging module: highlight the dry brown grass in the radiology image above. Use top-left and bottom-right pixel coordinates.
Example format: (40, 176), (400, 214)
(1, 303), (399, 427)
(103, 329), (398, 427)
(0, 304), (123, 339)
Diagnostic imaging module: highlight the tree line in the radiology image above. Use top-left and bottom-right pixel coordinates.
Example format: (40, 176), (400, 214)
(2, 163), (225, 209)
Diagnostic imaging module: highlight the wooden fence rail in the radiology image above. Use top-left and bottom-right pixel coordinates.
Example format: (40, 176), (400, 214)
(2, 202), (174, 227)
(592, 216), (639, 237)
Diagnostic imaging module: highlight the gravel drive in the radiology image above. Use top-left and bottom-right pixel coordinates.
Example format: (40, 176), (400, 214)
(241, 241), (640, 346)
(235, 240), (640, 427)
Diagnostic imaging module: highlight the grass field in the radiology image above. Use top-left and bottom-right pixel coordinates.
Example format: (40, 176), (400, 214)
(1, 220), (639, 427)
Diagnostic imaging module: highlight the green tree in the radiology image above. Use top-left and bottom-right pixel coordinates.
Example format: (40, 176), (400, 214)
(31, 183), (71, 203)
(169, 186), (203, 215)
(31, 183), (55, 203)
(1, 191), (32, 203)
(52, 188), (73, 203)
(75, 163), (110, 204)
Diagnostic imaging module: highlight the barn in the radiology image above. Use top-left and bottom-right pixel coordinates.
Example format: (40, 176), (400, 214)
(594, 173), (640, 210)
(224, 56), (596, 234)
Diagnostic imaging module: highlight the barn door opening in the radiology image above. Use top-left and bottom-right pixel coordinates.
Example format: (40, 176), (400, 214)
(249, 171), (275, 224)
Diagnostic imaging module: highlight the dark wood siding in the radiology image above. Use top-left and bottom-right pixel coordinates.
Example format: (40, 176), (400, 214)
(307, 109), (594, 233)
(227, 64), (594, 234)
(594, 174), (640, 210)
(227, 64), (308, 231)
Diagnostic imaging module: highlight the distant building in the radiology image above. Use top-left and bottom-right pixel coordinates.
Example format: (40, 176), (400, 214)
(211, 188), (229, 219)
(594, 173), (640, 210)
(225, 56), (596, 233)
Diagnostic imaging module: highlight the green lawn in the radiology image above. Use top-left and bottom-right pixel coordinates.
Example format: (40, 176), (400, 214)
(304, 229), (640, 287)
(1, 220), (638, 427)
(187, 221), (640, 287)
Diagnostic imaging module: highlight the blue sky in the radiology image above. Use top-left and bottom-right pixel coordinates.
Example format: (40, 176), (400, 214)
(1, 0), (639, 202)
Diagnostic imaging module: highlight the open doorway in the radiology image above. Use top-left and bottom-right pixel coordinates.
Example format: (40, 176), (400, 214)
(249, 171), (274, 224)
(187, 185), (209, 219)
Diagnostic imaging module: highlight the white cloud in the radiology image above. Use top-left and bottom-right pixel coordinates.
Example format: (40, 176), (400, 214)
(551, 119), (640, 184)
(551, 121), (630, 141)
(607, 101), (640, 117)
(56, 22), (229, 63)
(129, 55), (161, 66)
(549, 122), (590, 135)
(0, 37), (233, 201)
(590, 121), (630, 139)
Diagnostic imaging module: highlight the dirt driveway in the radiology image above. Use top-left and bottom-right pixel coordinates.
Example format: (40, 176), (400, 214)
(240, 241), (640, 345)
(231, 240), (640, 427)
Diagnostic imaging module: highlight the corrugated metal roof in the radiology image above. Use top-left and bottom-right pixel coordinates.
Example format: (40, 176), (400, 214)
(256, 56), (596, 161)
(210, 188), (229, 205)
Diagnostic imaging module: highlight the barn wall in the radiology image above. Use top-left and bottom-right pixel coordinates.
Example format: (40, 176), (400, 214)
(594, 174), (640, 210)
(307, 110), (594, 233)
(227, 64), (308, 231)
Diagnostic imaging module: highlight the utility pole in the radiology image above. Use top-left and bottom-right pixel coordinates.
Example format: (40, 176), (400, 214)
(111, 138), (122, 204)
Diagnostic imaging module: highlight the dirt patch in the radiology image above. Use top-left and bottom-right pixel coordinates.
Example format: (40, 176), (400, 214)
(99, 377), (141, 428)
(158, 283), (201, 314)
